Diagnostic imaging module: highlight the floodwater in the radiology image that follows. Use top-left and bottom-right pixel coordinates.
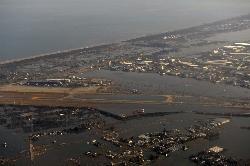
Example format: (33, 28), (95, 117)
(1, 0), (250, 61)
(1, 0), (250, 164)
(1, 105), (249, 166)
(1, 19), (250, 165)
(77, 70), (250, 101)
(1, 67), (249, 165)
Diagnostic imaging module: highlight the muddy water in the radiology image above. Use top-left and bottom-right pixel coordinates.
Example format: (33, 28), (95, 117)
(0, 105), (249, 165)
(1, 69), (250, 165)
(77, 70), (250, 101)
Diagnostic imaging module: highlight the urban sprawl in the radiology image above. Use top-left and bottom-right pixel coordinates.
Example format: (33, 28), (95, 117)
(0, 14), (250, 165)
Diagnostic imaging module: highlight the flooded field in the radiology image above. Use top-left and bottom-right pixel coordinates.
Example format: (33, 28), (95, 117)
(0, 64), (250, 165)
(1, 9), (250, 165)
(0, 103), (249, 166)
(76, 70), (250, 101)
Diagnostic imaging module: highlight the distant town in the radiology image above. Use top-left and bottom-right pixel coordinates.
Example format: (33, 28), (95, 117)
(0, 14), (250, 90)
(0, 14), (250, 165)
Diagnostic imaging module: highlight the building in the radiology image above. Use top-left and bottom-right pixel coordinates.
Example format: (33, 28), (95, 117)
(26, 80), (63, 86)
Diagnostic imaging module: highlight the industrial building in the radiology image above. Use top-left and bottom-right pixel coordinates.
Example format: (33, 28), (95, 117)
(26, 80), (63, 86)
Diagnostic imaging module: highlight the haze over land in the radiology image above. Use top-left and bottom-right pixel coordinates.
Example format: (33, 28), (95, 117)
(1, 0), (250, 61)
(1, 1), (250, 165)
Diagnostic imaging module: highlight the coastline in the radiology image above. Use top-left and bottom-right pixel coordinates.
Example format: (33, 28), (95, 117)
(0, 12), (250, 165)
(1, 13), (249, 66)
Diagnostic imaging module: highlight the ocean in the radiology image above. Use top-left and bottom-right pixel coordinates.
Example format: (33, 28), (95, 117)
(1, 0), (250, 62)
